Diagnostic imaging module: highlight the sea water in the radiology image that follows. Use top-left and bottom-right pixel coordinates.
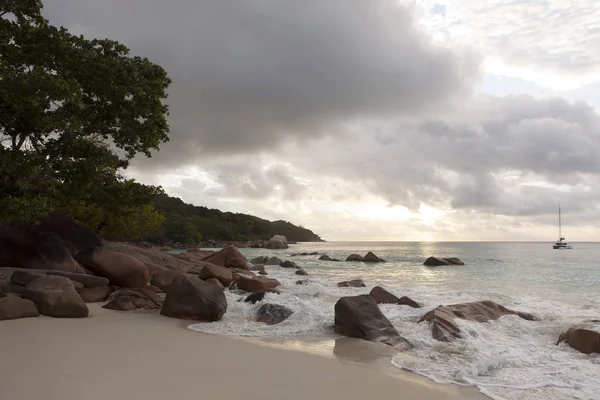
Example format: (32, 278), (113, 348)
(187, 242), (600, 400)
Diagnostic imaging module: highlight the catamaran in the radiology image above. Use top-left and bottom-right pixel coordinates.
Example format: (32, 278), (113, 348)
(552, 204), (572, 249)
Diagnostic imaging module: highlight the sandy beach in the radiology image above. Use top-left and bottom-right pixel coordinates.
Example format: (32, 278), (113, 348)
(0, 304), (484, 400)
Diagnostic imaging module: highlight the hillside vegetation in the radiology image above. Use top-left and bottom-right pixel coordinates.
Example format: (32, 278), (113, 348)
(143, 194), (323, 244)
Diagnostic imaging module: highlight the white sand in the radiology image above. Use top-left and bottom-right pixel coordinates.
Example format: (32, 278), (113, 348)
(0, 304), (485, 400)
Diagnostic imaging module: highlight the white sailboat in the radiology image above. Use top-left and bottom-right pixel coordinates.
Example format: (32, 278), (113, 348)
(552, 204), (572, 249)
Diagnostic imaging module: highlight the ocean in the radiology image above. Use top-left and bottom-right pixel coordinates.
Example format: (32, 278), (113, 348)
(187, 241), (600, 400)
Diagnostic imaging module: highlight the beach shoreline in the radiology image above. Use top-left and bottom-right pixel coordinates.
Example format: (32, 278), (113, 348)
(0, 304), (484, 400)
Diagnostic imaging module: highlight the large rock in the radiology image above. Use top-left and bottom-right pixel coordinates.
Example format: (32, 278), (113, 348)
(369, 286), (421, 308)
(236, 276), (281, 293)
(105, 242), (200, 272)
(256, 303), (293, 325)
(363, 252), (385, 263)
(0, 295), (39, 320)
(337, 279), (366, 288)
(557, 328), (600, 354)
(266, 235), (288, 249)
(201, 245), (248, 268)
(423, 256), (465, 266)
(150, 270), (183, 291)
(334, 295), (409, 347)
(80, 286), (112, 303)
(75, 247), (149, 288)
(37, 214), (103, 251)
(23, 275), (88, 318)
(419, 301), (536, 341)
(160, 275), (227, 321)
(0, 225), (86, 273)
(199, 264), (234, 286)
(265, 257), (283, 265)
(346, 254), (364, 262)
(46, 270), (109, 288)
(103, 288), (162, 311)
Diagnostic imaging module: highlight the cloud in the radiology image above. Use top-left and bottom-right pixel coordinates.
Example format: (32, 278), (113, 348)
(415, 0), (600, 88)
(42, 0), (478, 166)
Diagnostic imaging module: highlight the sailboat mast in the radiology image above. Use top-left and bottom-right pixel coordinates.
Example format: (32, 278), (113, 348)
(559, 203), (562, 239)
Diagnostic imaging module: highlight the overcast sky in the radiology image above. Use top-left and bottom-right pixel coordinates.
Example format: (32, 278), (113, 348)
(43, 0), (600, 241)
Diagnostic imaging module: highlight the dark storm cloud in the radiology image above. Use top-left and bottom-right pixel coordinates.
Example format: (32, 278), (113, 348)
(42, 0), (478, 166)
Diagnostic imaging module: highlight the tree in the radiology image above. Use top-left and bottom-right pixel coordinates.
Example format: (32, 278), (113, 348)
(0, 0), (171, 239)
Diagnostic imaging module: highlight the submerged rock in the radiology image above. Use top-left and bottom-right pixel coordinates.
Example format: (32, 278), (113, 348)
(161, 275), (227, 321)
(334, 295), (410, 347)
(423, 256), (465, 266)
(296, 280), (310, 285)
(369, 286), (421, 308)
(337, 279), (366, 288)
(250, 256), (269, 264)
(244, 291), (267, 304)
(256, 303), (293, 325)
(557, 328), (600, 354)
(419, 301), (537, 341)
(319, 255), (340, 261)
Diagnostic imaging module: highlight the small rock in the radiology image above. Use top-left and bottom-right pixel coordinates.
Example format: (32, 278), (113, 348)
(363, 251), (385, 263)
(79, 286), (112, 303)
(369, 286), (421, 308)
(296, 280), (310, 285)
(295, 268), (308, 276)
(0, 295), (39, 320)
(337, 279), (366, 288)
(423, 256), (465, 266)
(346, 254), (364, 262)
(23, 275), (88, 318)
(557, 328), (600, 354)
(265, 257), (283, 265)
(256, 303), (293, 325)
(244, 291), (266, 304)
(236, 276), (281, 293)
(250, 256), (269, 264)
(46, 271), (109, 288)
(161, 275), (227, 321)
(103, 288), (162, 311)
(11, 270), (45, 286)
(150, 270), (183, 291)
(280, 260), (298, 269)
(334, 295), (409, 347)
(205, 278), (225, 289)
(199, 264), (234, 286)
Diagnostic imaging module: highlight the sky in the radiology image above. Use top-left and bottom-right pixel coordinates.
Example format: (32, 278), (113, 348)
(43, 0), (600, 241)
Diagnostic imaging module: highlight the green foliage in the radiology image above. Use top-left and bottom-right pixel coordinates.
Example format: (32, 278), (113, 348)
(145, 194), (323, 244)
(0, 0), (171, 240)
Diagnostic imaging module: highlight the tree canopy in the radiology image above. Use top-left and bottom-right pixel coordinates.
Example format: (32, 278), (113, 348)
(0, 0), (170, 239)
